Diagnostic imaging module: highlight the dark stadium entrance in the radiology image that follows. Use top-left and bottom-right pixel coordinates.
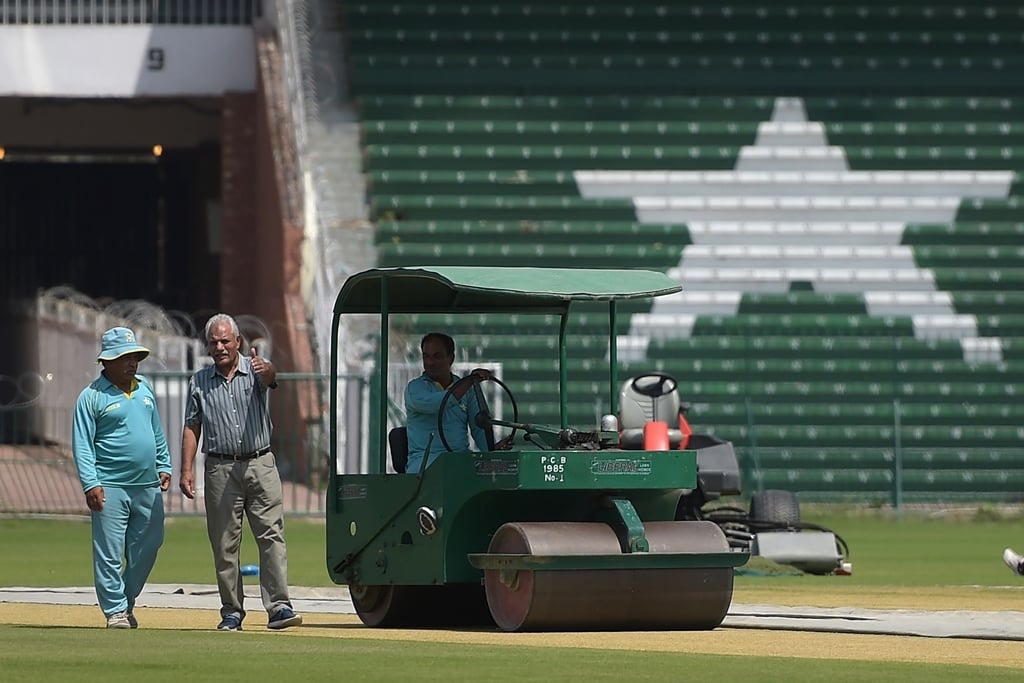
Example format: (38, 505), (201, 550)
(0, 147), (219, 311)
(0, 96), (228, 393)
(0, 96), (227, 309)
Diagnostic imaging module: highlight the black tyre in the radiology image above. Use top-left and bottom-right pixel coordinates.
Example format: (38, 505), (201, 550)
(749, 489), (801, 526)
(350, 582), (493, 628)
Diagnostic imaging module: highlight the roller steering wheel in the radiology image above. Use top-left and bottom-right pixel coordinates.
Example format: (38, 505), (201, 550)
(437, 373), (519, 453)
(629, 372), (679, 399)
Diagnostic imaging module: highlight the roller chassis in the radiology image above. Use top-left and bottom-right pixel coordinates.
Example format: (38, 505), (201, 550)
(326, 267), (750, 631)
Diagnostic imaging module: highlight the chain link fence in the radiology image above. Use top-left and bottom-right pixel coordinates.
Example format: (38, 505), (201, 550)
(0, 371), (368, 517)
(0, 283), (347, 517)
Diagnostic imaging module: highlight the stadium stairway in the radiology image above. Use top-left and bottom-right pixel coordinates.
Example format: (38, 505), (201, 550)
(342, 1), (1024, 503)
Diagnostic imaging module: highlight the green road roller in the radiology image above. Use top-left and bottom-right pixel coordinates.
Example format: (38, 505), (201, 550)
(326, 266), (748, 631)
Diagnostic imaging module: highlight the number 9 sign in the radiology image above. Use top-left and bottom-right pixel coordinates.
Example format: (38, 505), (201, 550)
(147, 48), (165, 71)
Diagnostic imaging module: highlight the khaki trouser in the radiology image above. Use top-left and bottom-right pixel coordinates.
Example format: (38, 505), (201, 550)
(204, 451), (292, 622)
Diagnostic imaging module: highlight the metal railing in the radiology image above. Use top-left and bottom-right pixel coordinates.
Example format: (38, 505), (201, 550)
(0, 0), (262, 25)
(6, 363), (1024, 515)
(0, 371), (369, 517)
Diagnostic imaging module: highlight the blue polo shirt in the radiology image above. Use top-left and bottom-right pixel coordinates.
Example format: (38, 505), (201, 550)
(404, 372), (491, 473)
(72, 374), (172, 492)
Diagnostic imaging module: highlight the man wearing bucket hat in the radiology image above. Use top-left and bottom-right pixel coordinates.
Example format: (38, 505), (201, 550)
(72, 327), (172, 629)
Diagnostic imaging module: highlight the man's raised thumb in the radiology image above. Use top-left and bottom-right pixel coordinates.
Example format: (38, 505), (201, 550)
(250, 348), (258, 358)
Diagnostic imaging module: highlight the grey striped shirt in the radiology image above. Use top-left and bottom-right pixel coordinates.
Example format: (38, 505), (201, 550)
(184, 355), (273, 455)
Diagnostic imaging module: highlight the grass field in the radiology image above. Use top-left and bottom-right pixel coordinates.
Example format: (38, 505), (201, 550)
(0, 515), (334, 588)
(5, 506), (1022, 589)
(2, 622), (1018, 683)
(3, 507), (1024, 681)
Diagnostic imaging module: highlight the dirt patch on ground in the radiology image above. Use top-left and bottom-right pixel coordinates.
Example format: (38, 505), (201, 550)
(3, 601), (1023, 670)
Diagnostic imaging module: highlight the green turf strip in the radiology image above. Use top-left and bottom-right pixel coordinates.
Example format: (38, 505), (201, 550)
(0, 628), (1016, 683)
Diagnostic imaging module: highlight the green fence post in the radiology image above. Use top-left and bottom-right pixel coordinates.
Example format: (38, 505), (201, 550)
(368, 368), (381, 472)
(744, 396), (762, 495)
(892, 397), (903, 514)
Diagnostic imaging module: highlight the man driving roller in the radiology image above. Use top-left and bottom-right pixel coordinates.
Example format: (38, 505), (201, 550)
(403, 332), (496, 473)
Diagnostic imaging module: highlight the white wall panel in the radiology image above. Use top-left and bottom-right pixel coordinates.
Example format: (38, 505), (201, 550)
(0, 26), (255, 96)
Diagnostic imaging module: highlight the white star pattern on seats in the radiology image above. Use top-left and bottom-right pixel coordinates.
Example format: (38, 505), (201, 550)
(574, 97), (1010, 363)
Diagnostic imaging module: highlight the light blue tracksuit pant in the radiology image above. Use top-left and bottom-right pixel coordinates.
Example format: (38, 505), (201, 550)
(91, 485), (164, 617)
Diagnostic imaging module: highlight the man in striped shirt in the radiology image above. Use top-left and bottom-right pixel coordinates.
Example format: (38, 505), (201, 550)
(178, 313), (301, 631)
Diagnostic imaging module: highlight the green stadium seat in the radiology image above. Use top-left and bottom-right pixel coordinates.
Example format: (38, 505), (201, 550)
(900, 447), (1024, 469)
(736, 446), (891, 469)
(902, 222), (1024, 246)
(805, 96), (1024, 122)
(376, 220), (691, 244)
(951, 291), (1024, 314)
(371, 194), (637, 221)
(646, 335), (968, 361)
(933, 267), (1024, 291)
(358, 94), (777, 121)
(349, 28), (1024, 61)
(755, 469), (894, 493)
(363, 120), (760, 146)
(378, 240), (682, 268)
(689, 313), (915, 337)
(825, 122), (1024, 146)
(368, 169), (581, 197)
(902, 469), (1024, 493)
(364, 143), (741, 171)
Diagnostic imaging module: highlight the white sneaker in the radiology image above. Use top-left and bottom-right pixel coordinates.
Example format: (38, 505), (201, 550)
(1003, 548), (1024, 576)
(106, 611), (132, 629)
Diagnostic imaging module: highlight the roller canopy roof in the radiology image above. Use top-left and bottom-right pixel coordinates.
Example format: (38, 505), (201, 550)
(333, 266), (682, 315)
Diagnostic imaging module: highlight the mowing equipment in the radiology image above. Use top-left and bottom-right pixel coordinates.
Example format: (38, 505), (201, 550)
(326, 266), (750, 631)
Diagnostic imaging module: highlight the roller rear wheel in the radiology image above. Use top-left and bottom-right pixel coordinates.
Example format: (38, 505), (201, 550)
(350, 582), (493, 628)
(350, 583), (418, 627)
(483, 520), (734, 632)
(750, 489), (801, 526)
